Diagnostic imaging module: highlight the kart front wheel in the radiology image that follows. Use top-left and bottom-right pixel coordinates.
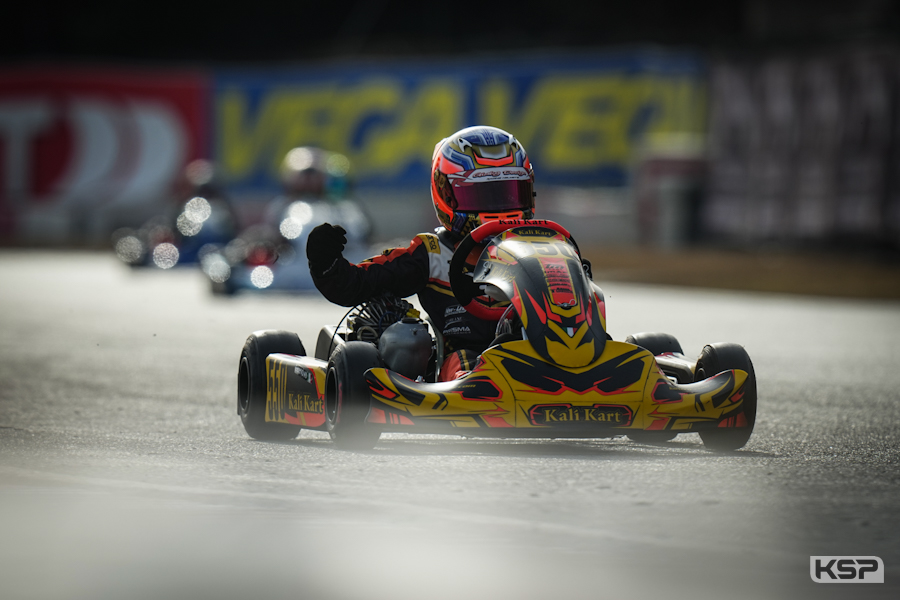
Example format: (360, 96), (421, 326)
(325, 341), (383, 450)
(695, 343), (757, 451)
(238, 330), (306, 440)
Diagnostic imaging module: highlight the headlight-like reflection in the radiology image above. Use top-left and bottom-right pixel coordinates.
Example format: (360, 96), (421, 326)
(184, 197), (211, 223)
(152, 243), (180, 269)
(249, 266), (274, 288)
(287, 201), (313, 224)
(176, 213), (203, 237)
(279, 201), (313, 240)
(279, 218), (303, 240)
(176, 197), (212, 237)
(202, 254), (231, 283)
(114, 235), (144, 264)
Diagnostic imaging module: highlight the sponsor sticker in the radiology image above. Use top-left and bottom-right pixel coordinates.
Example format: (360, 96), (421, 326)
(539, 256), (576, 308)
(810, 556), (884, 583)
(528, 403), (634, 426)
(267, 357), (324, 424)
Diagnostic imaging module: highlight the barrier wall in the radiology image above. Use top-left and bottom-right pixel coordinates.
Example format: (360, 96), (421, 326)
(704, 48), (900, 247)
(4, 48), (899, 249)
(0, 52), (705, 244)
(213, 52), (706, 192)
(0, 67), (208, 243)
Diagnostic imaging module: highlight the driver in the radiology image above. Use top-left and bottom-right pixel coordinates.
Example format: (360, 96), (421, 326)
(307, 125), (536, 381)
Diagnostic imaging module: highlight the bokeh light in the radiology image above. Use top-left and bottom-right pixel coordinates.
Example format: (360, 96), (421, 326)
(279, 218), (303, 240)
(326, 153), (350, 177)
(202, 254), (231, 283)
(184, 197), (211, 223)
(249, 266), (274, 288)
(114, 236), (144, 264)
(152, 243), (180, 269)
(176, 213), (202, 237)
(284, 147), (315, 171)
(287, 201), (313, 224)
(184, 159), (215, 187)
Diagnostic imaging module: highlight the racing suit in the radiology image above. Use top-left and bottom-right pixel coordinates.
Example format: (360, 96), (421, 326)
(310, 227), (496, 380)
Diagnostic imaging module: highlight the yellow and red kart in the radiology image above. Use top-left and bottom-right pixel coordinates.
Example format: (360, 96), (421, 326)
(237, 220), (757, 451)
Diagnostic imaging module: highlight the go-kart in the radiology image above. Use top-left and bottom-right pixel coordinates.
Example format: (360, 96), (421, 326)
(203, 198), (371, 295)
(236, 219), (757, 451)
(113, 195), (238, 270)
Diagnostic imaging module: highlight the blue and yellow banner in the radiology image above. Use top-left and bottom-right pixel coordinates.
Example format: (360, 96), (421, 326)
(214, 52), (705, 191)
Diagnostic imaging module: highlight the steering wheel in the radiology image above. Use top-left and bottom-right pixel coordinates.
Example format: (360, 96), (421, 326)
(448, 219), (575, 321)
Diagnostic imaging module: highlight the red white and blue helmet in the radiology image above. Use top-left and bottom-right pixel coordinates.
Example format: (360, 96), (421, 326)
(431, 126), (535, 237)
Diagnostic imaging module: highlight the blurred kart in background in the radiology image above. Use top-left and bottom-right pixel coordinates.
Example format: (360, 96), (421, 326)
(202, 198), (371, 295)
(112, 159), (238, 270)
(201, 147), (372, 295)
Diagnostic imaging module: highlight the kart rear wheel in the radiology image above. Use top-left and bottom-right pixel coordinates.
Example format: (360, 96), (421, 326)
(695, 343), (757, 451)
(325, 341), (383, 450)
(624, 332), (684, 356)
(238, 330), (306, 441)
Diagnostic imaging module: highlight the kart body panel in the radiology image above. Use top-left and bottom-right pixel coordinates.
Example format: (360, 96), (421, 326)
(363, 340), (749, 436)
(263, 353), (329, 430)
(473, 224), (607, 368)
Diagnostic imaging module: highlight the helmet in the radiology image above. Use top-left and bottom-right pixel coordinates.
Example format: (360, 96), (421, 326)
(280, 146), (353, 200)
(431, 125), (535, 237)
(280, 146), (328, 198)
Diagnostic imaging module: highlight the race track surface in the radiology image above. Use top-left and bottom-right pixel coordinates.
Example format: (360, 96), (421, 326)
(1, 250), (898, 600)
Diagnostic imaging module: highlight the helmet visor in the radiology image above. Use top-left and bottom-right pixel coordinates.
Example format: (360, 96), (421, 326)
(449, 171), (534, 213)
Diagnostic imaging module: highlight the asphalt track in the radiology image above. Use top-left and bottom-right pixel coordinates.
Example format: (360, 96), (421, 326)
(1, 250), (898, 600)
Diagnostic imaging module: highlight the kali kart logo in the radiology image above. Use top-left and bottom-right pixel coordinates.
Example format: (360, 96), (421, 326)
(528, 403), (634, 426)
(810, 556), (884, 583)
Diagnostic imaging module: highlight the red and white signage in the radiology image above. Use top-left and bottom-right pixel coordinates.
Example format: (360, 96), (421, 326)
(0, 67), (208, 238)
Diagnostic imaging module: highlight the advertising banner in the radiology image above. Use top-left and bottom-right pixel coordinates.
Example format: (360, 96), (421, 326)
(705, 49), (900, 246)
(0, 67), (208, 240)
(213, 52), (706, 194)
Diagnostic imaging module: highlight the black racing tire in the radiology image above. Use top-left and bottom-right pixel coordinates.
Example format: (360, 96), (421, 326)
(627, 430), (678, 444)
(325, 341), (383, 450)
(624, 332), (684, 356)
(695, 343), (757, 451)
(238, 330), (305, 440)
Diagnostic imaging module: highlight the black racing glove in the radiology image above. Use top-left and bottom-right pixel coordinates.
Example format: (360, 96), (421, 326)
(307, 223), (347, 275)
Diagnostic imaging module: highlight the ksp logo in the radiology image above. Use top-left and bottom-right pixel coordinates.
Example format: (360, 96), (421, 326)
(810, 556), (884, 583)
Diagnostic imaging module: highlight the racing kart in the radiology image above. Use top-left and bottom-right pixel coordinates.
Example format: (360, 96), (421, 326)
(236, 219), (757, 451)
(203, 198), (371, 295)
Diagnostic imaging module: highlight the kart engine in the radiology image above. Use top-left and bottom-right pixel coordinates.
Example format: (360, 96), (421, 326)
(348, 295), (433, 379)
